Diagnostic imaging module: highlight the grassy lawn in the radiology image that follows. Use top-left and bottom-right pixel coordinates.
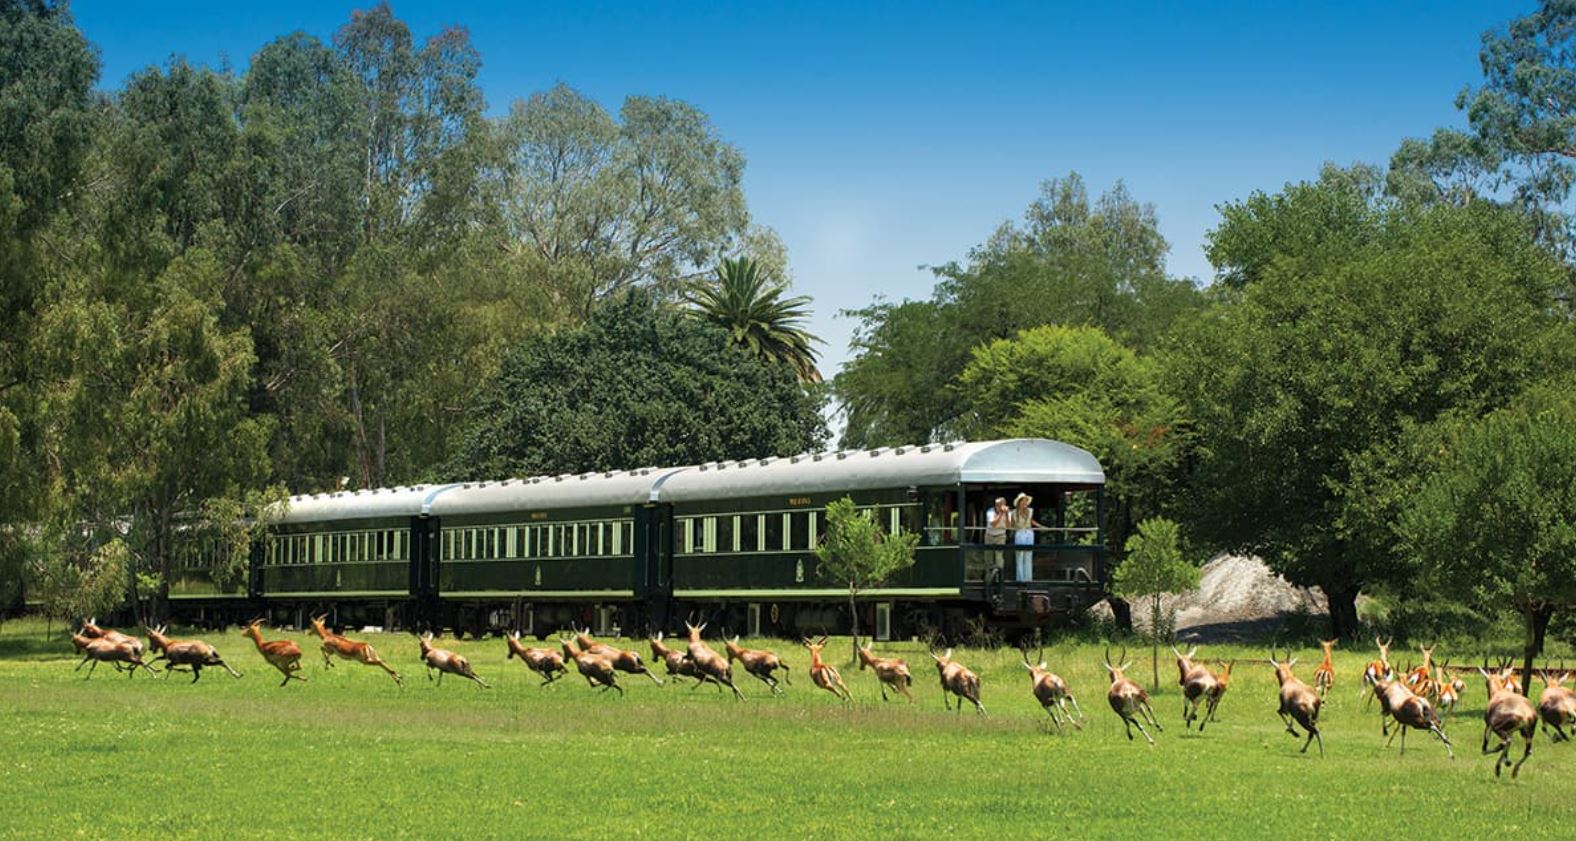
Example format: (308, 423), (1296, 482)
(0, 619), (1570, 840)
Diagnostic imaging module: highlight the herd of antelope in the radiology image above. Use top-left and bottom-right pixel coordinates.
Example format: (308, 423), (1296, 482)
(64, 618), (1576, 778)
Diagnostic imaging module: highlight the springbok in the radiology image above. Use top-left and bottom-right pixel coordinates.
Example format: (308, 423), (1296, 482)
(1404, 643), (1438, 701)
(857, 639), (913, 702)
(418, 632), (489, 688)
(1204, 660), (1234, 725)
(1435, 662), (1465, 721)
(1360, 636), (1394, 706)
(1103, 646), (1160, 744)
(1376, 677), (1453, 757)
(649, 632), (711, 686)
(803, 637), (851, 703)
(72, 633), (157, 678)
(307, 614), (402, 686)
(573, 626), (662, 686)
(1536, 669), (1576, 743)
(1173, 645), (1218, 731)
(561, 635), (621, 696)
(81, 618), (144, 659)
(144, 625), (242, 683)
(931, 646), (986, 716)
(242, 619), (305, 686)
(1312, 639), (1336, 698)
(1022, 644), (1082, 730)
(1479, 659), (1536, 777)
(724, 634), (791, 695)
(1269, 649), (1323, 756)
(506, 632), (567, 685)
(683, 619), (744, 700)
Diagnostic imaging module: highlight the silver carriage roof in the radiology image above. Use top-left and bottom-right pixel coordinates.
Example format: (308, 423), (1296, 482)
(269, 439), (1103, 524)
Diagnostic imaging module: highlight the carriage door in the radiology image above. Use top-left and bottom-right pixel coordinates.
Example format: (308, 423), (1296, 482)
(635, 504), (674, 626)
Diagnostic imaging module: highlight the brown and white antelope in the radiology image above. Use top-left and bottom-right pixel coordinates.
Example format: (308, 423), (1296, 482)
(649, 632), (711, 686)
(1022, 644), (1081, 730)
(1204, 660), (1234, 725)
(803, 636), (852, 703)
(573, 626), (663, 686)
(506, 631), (568, 685)
(1268, 649), (1323, 756)
(1536, 669), (1576, 743)
(145, 625), (242, 683)
(1404, 643), (1438, 701)
(1360, 636), (1394, 706)
(307, 614), (403, 686)
(1375, 676), (1453, 758)
(1435, 663), (1465, 721)
(683, 620), (744, 700)
(1173, 645), (1218, 731)
(418, 632), (490, 688)
(81, 618), (144, 659)
(724, 634), (791, 695)
(1103, 646), (1160, 743)
(243, 619), (305, 686)
(1312, 639), (1336, 698)
(1479, 659), (1536, 777)
(561, 635), (622, 696)
(931, 646), (986, 716)
(72, 633), (157, 679)
(857, 639), (913, 703)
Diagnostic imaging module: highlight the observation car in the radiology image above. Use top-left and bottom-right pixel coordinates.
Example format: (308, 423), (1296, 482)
(165, 438), (1106, 640)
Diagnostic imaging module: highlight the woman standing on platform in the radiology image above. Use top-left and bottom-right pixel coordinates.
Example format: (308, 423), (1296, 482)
(1010, 492), (1044, 582)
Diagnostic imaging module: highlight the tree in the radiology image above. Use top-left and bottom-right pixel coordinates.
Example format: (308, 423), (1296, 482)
(442, 290), (828, 479)
(1111, 517), (1199, 692)
(1171, 180), (1570, 638)
(1394, 388), (1576, 696)
(813, 496), (920, 663)
(833, 173), (1202, 448)
(686, 256), (821, 382)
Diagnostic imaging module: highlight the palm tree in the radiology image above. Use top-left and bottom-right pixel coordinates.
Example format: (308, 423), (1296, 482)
(687, 257), (823, 383)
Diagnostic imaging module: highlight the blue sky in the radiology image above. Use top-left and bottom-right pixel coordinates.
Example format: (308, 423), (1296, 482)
(73, 1), (1529, 377)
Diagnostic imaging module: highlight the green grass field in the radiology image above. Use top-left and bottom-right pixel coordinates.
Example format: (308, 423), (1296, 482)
(1, 619), (1571, 840)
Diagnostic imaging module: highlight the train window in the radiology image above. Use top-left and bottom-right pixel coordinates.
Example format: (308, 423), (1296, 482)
(610, 522), (622, 554)
(788, 513), (810, 551)
(763, 515), (781, 552)
(680, 518), (693, 554)
(890, 507), (901, 535)
(505, 527), (516, 558)
(809, 512), (819, 547)
(714, 516), (734, 553)
(738, 515), (758, 553)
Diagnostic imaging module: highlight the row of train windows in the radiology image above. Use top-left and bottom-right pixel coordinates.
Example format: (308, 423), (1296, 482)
(173, 538), (228, 570)
(441, 521), (635, 561)
(677, 505), (919, 555)
(267, 530), (407, 566)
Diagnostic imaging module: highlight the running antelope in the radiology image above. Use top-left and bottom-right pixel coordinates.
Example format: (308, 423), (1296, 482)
(803, 636), (851, 703)
(684, 620), (744, 700)
(1435, 663), (1465, 721)
(1103, 646), (1160, 744)
(72, 633), (157, 678)
(931, 646), (986, 716)
(506, 632), (567, 685)
(1269, 649), (1323, 756)
(307, 614), (403, 686)
(81, 618), (144, 659)
(243, 619), (305, 686)
(857, 639), (913, 703)
(1204, 660), (1234, 725)
(1022, 644), (1082, 730)
(1360, 636), (1394, 706)
(1312, 639), (1336, 698)
(573, 627), (662, 686)
(1537, 669), (1576, 743)
(650, 632), (711, 686)
(561, 635), (621, 696)
(1376, 677), (1453, 757)
(1479, 659), (1537, 778)
(1404, 643), (1438, 700)
(418, 632), (490, 688)
(725, 634), (791, 695)
(145, 625), (242, 683)
(1173, 645), (1218, 731)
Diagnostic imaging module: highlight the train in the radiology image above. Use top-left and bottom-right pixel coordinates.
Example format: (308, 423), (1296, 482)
(164, 438), (1107, 641)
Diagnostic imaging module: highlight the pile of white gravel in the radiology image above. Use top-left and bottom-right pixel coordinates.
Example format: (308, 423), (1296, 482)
(1091, 553), (1328, 640)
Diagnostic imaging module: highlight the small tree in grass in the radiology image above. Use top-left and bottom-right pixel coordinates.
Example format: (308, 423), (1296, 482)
(1112, 517), (1200, 691)
(814, 496), (920, 663)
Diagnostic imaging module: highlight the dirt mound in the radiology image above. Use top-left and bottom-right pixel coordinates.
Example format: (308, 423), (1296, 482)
(1092, 554), (1328, 642)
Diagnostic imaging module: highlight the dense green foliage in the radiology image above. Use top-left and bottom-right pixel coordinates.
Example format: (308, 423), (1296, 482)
(686, 256), (821, 382)
(443, 291), (827, 478)
(833, 174), (1203, 448)
(814, 496), (919, 661)
(4, 621), (1575, 839)
(1112, 517), (1200, 689)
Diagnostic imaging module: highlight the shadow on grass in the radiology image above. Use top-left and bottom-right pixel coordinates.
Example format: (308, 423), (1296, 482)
(0, 620), (76, 661)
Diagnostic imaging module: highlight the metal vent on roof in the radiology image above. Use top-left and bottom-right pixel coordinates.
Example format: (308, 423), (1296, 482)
(813, 453), (823, 461)
(869, 448), (885, 457)
(894, 446), (907, 455)
(836, 452), (847, 460)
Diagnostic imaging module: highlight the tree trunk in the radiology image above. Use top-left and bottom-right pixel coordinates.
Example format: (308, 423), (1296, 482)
(1150, 593), (1161, 692)
(1521, 604), (1553, 699)
(1109, 597), (1133, 633)
(1322, 583), (1360, 639)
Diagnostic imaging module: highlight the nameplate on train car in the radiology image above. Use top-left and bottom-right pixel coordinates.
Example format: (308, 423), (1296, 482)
(787, 497), (812, 506)
(529, 512), (549, 521)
